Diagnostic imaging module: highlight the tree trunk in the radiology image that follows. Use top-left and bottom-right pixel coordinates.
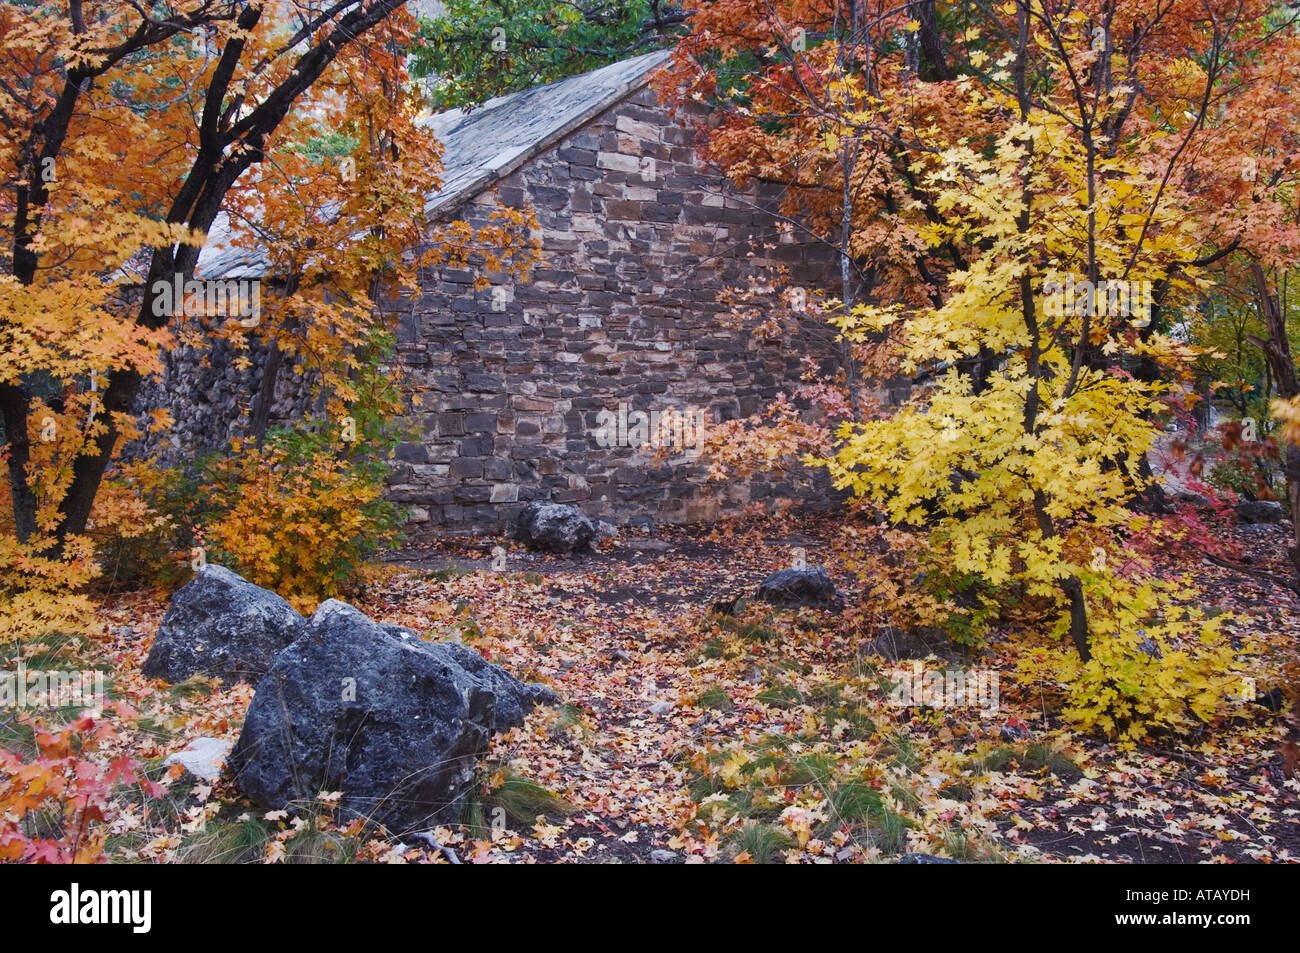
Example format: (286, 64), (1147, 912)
(1246, 262), (1300, 579)
(2, 1), (410, 553)
(248, 340), (284, 448)
(841, 135), (862, 420)
(1013, 0), (1091, 661)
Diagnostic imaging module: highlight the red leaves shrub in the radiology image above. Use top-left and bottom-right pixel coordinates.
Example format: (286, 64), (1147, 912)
(0, 715), (160, 863)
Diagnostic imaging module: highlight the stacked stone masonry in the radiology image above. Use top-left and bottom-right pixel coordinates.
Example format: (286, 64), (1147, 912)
(384, 87), (841, 533)
(133, 75), (843, 534)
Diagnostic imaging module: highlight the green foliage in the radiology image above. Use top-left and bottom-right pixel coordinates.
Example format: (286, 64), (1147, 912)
(693, 684), (734, 711)
(486, 772), (573, 824)
(175, 816), (278, 864)
(756, 682), (804, 708)
(920, 566), (999, 648)
(1021, 742), (1082, 781)
(686, 727), (943, 863)
(297, 131), (359, 163)
(464, 767), (572, 835)
(728, 821), (793, 863)
(1191, 281), (1300, 427)
(408, 0), (674, 109)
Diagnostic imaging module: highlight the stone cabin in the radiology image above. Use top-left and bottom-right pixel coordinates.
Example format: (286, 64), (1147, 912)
(171, 50), (841, 534)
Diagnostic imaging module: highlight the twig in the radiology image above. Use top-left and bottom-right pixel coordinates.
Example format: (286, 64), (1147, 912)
(1202, 552), (1300, 598)
(411, 831), (462, 864)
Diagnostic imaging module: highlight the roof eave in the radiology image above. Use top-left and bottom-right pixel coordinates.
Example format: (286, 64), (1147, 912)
(423, 51), (669, 222)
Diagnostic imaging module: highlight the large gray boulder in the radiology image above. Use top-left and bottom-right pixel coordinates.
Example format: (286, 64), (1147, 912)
(755, 567), (843, 611)
(514, 501), (596, 554)
(228, 600), (554, 834)
(142, 565), (305, 686)
(433, 639), (557, 731)
(1236, 499), (1284, 524)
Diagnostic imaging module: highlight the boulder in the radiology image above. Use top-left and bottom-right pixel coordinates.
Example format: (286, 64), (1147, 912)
(998, 723), (1030, 743)
(859, 626), (962, 663)
(142, 565), (304, 686)
(429, 638), (557, 732)
(755, 567), (842, 611)
(1236, 499), (1284, 524)
(228, 599), (554, 834)
(514, 501), (597, 554)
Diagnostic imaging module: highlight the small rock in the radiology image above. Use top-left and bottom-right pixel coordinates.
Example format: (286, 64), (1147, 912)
(710, 595), (745, 616)
(896, 853), (960, 864)
(648, 700), (674, 716)
(649, 849), (679, 864)
(1237, 499), (1284, 524)
(163, 737), (233, 782)
(999, 724), (1029, 743)
(861, 626), (961, 663)
(1101, 629), (1161, 662)
(629, 539), (670, 552)
(596, 520), (619, 540)
(755, 567), (842, 611)
(1254, 687), (1286, 712)
(514, 501), (597, 554)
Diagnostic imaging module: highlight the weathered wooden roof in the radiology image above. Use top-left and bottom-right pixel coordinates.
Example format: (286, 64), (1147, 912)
(197, 49), (672, 280)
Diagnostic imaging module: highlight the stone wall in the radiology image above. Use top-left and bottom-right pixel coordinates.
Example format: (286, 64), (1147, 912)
(132, 312), (316, 465)
(384, 86), (842, 534)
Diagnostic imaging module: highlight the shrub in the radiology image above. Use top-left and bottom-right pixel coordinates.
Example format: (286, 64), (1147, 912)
(0, 474), (97, 643)
(89, 334), (409, 609)
(1018, 574), (1240, 745)
(198, 428), (403, 614)
(0, 715), (159, 863)
(90, 457), (200, 592)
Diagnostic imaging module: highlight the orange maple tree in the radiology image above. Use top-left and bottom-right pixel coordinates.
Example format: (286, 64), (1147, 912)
(0, 2), (538, 627)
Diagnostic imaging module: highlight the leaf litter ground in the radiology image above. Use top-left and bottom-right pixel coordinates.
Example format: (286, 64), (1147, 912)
(15, 513), (1299, 864)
